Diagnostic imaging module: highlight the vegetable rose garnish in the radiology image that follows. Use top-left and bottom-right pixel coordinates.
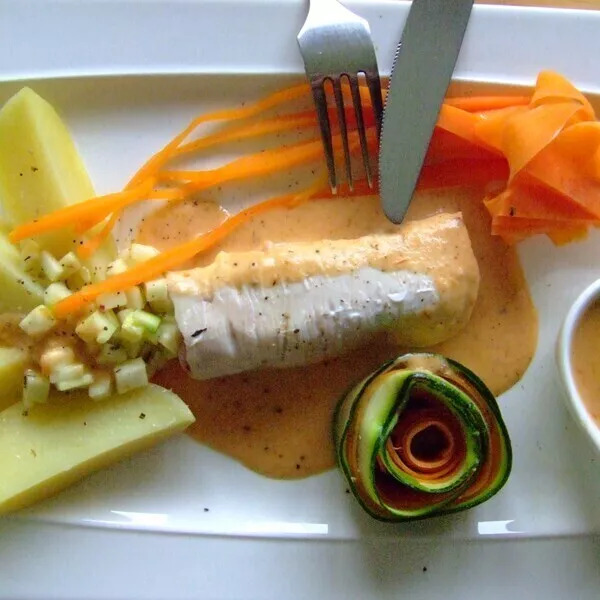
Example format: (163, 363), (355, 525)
(334, 353), (511, 521)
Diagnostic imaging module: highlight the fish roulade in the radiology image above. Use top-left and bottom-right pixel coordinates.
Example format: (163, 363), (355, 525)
(168, 212), (480, 380)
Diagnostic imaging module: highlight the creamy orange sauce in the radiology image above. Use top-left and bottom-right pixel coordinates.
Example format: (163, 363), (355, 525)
(571, 301), (600, 425)
(137, 199), (229, 269)
(150, 187), (538, 479)
(0, 314), (33, 351)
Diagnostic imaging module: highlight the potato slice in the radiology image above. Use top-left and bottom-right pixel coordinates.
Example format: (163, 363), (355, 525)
(0, 347), (27, 410)
(0, 384), (194, 514)
(0, 87), (115, 278)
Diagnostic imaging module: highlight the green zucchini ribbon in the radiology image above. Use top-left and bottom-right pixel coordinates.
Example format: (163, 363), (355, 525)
(334, 353), (511, 521)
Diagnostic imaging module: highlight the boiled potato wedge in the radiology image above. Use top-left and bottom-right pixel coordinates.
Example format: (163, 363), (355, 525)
(0, 87), (115, 278)
(0, 347), (27, 410)
(0, 384), (194, 514)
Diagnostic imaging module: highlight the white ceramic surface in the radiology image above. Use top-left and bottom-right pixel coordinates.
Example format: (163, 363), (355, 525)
(557, 279), (600, 455)
(1, 1), (600, 598)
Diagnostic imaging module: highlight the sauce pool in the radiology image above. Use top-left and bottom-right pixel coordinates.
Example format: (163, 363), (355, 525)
(149, 187), (538, 479)
(571, 300), (600, 425)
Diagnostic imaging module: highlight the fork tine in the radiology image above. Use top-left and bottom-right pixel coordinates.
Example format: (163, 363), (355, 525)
(332, 77), (353, 191)
(310, 80), (337, 193)
(348, 74), (373, 189)
(365, 71), (384, 138)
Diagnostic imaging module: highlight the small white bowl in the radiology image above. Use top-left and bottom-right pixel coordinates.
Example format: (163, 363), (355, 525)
(557, 279), (600, 455)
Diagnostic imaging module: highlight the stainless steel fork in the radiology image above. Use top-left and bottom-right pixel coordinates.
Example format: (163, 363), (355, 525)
(297, 0), (384, 192)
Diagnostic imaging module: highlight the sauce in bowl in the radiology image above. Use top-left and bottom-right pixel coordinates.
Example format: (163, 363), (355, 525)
(571, 300), (600, 426)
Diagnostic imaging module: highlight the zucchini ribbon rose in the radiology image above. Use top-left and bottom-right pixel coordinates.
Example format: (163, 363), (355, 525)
(334, 353), (511, 521)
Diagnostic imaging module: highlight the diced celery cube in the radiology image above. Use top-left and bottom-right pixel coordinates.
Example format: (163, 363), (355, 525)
(122, 338), (143, 359)
(120, 313), (144, 344)
(58, 251), (81, 279)
(97, 344), (128, 366)
(22, 370), (50, 408)
(67, 265), (92, 290)
(157, 321), (181, 355)
(44, 282), (71, 307)
(19, 305), (56, 337)
(144, 330), (159, 345)
(75, 310), (118, 344)
(144, 278), (173, 314)
(106, 258), (128, 276)
(117, 308), (134, 324)
(127, 244), (160, 264)
(88, 371), (113, 400)
(96, 291), (127, 311)
(49, 363), (86, 384)
(98, 310), (120, 343)
(40, 250), (64, 282)
(131, 310), (161, 334)
(55, 373), (94, 391)
(125, 286), (145, 310)
(114, 358), (148, 394)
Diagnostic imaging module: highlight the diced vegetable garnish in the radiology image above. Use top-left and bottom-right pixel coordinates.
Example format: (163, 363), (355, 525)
(40, 250), (64, 282)
(144, 279), (173, 314)
(106, 258), (128, 276)
(88, 371), (113, 400)
(44, 282), (71, 307)
(119, 314), (145, 344)
(130, 309), (161, 333)
(122, 338), (143, 360)
(22, 370), (50, 408)
(117, 308), (133, 324)
(156, 320), (181, 356)
(334, 353), (511, 521)
(55, 373), (94, 392)
(58, 251), (81, 279)
(49, 363), (86, 384)
(127, 243), (160, 264)
(66, 265), (91, 290)
(75, 310), (118, 344)
(99, 311), (120, 344)
(97, 344), (128, 366)
(125, 286), (145, 310)
(96, 291), (127, 310)
(0, 384), (195, 514)
(19, 305), (56, 337)
(114, 358), (148, 394)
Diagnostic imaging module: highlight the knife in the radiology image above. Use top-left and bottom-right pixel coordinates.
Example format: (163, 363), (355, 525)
(379, 0), (474, 224)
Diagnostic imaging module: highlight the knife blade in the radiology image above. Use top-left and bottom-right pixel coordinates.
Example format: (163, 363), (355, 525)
(379, 0), (474, 224)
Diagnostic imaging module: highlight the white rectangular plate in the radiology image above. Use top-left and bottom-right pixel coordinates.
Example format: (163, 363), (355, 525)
(1, 1), (600, 598)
